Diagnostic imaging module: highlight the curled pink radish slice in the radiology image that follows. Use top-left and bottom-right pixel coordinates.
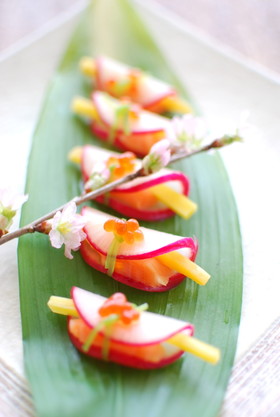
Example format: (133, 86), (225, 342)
(80, 207), (200, 291)
(48, 288), (220, 369)
(91, 91), (171, 156)
(68, 287), (191, 368)
(81, 145), (189, 221)
(93, 91), (171, 135)
(96, 56), (175, 109)
(82, 206), (196, 260)
(72, 287), (193, 347)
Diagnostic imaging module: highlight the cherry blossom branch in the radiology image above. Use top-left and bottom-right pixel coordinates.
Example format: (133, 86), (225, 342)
(0, 168), (143, 246)
(170, 135), (238, 163)
(0, 135), (240, 247)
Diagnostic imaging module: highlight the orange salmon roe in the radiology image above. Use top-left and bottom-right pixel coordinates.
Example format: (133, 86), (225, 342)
(106, 152), (137, 181)
(127, 69), (141, 98)
(105, 79), (131, 97)
(105, 70), (141, 101)
(103, 218), (144, 244)
(99, 292), (140, 325)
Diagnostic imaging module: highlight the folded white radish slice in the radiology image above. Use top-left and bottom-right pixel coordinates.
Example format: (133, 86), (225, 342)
(82, 207), (196, 260)
(72, 287), (193, 346)
(93, 91), (171, 134)
(70, 287), (192, 368)
(95, 56), (176, 110)
(81, 145), (190, 221)
(91, 91), (172, 156)
(47, 288), (220, 369)
(80, 207), (205, 292)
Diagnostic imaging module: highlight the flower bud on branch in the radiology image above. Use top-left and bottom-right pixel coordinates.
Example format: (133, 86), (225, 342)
(0, 188), (28, 235)
(0, 113), (248, 249)
(142, 139), (171, 174)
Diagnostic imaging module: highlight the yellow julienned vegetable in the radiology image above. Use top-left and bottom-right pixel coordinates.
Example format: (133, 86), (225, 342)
(79, 57), (97, 77)
(48, 296), (78, 317)
(167, 333), (220, 365)
(71, 97), (98, 120)
(68, 147), (83, 165)
(151, 184), (197, 220)
(156, 252), (210, 286)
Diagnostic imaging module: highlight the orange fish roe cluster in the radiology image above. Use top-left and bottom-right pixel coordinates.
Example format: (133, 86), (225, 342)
(105, 70), (140, 99)
(127, 70), (140, 97)
(99, 292), (140, 325)
(106, 152), (137, 181)
(104, 218), (144, 244)
(105, 79), (128, 98)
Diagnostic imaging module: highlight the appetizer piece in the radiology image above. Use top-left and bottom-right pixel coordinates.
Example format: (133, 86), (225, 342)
(80, 207), (210, 291)
(69, 145), (197, 221)
(72, 91), (174, 156)
(80, 56), (192, 114)
(48, 287), (220, 369)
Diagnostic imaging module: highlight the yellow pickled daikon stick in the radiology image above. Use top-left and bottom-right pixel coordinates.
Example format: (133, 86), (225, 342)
(47, 296), (79, 317)
(71, 97), (98, 120)
(79, 57), (96, 77)
(167, 333), (220, 364)
(156, 251), (210, 285)
(68, 146), (82, 165)
(162, 96), (192, 114)
(151, 184), (197, 220)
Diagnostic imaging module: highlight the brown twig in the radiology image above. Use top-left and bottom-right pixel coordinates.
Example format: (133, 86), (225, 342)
(0, 169), (143, 246)
(0, 137), (238, 246)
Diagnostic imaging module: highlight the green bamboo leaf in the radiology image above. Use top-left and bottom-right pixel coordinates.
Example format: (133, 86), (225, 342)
(18, 0), (242, 416)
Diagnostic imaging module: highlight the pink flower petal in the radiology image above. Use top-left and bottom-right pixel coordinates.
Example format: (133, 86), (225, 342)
(49, 202), (87, 259)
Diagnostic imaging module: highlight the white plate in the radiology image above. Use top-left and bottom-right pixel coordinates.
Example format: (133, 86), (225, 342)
(0, 0), (279, 390)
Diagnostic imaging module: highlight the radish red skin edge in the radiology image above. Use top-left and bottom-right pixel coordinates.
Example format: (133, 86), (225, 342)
(68, 287), (194, 369)
(80, 207), (198, 292)
(94, 196), (178, 222)
(90, 122), (162, 156)
(68, 329), (184, 369)
(81, 145), (190, 221)
(80, 239), (189, 292)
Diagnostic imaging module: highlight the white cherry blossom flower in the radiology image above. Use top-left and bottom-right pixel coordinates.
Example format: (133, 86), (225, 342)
(84, 162), (110, 191)
(49, 201), (87, 259)
(142, 139), (171, 174)
(168, 114), (207, 150)
(0, 188), (28, 233)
